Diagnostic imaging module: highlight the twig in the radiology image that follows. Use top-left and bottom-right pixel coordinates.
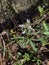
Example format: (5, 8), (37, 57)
(1, 36), (6, 60)
(0, 53), (2, 65)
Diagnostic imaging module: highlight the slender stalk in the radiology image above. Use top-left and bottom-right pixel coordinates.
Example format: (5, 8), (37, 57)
(1, 36), (6, 60)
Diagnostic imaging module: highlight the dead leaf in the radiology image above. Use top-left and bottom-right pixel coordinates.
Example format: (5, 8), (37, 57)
(47, 61), (49, 65)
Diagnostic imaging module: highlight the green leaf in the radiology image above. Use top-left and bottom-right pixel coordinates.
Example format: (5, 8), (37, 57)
(44, 32), (49, 35)
(16, 36), (24, 39)
(39, 37), (47, 46)
(30, 38), (41, 42)
(37, 59), (41, 65)
(37, 60), (40, 65)
(18, 40), (24, 43)
(29, 40), (37, 52)
(43, 22), (48, 31)
(23, 53), (30, 61)
(38, 6), (44, 14)
(26, 39), (29, 45)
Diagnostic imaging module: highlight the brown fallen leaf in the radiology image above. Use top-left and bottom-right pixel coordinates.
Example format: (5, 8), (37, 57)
(47, 61), (49, 65)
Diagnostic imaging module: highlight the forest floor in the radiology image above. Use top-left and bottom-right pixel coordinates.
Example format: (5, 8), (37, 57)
(0, 0), (49, 65)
